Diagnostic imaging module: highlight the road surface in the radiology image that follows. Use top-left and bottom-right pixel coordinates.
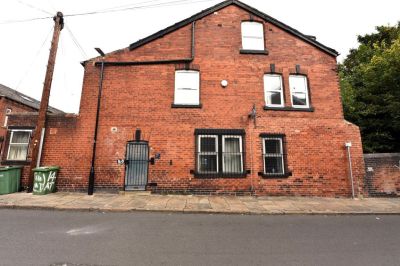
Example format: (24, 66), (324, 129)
(0, 209), (399, 266)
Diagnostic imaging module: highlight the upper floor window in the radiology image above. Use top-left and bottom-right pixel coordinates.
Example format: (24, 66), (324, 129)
(289, 75), (310, 108)
(264, 74), (284, 107)
(7, 130), (31, 161)
(241, 22), (264, 51)
(174, 70), (200, 106)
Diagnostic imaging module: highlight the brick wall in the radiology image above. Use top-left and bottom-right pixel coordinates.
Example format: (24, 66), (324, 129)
(0, 97), (37, 160)
(364, 153), (400, 197)
(4, 4), (365, 197)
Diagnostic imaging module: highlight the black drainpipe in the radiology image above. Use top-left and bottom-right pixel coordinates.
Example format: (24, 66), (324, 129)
(88, 58), (105, 195)
(87, 22), (196, 194)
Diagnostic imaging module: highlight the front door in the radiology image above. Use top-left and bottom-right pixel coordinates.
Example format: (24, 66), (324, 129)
(125, 141), (149, 191)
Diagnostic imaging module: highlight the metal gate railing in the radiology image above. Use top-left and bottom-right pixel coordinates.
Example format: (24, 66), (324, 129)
(125, 141), (149, 191)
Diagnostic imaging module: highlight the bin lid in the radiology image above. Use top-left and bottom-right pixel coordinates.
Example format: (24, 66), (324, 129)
(0, 166), (23, 171)
(33, 166), (60, 172)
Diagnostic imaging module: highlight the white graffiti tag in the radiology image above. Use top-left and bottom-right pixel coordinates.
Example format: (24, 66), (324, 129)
(33, 171), (57, 193)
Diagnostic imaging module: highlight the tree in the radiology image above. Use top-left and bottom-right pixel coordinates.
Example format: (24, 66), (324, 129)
(340, 23), (400, 153)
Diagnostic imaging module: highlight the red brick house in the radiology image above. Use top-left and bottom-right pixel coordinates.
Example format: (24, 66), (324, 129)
(0, 84), (61, 163)
(5, 0), (365, 196)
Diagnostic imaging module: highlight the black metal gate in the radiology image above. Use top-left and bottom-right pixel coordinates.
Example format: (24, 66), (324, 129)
(125, 141), (149, 191)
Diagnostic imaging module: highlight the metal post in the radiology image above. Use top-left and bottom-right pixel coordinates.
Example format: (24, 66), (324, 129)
(36, 128), (46, 168)
(345, 142), (355, 199)
(88, 48), (105, 195)
(27, 12), (64, 192)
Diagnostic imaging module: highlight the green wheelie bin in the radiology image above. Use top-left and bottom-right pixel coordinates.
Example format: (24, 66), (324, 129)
(0, 166), (22, 195)
(32, 166), (60, 195)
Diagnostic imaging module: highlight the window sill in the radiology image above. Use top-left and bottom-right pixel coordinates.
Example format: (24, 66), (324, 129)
(171, 104), (202, 109)
(192, 171), (248, 179)
(240, 49), (269, 55)
(263, 106), (314, 112)
(2, 160), (31, 166)
(258, 171), (292, 179)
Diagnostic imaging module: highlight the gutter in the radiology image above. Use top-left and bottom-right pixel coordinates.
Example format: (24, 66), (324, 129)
(93, 21), (196, 67)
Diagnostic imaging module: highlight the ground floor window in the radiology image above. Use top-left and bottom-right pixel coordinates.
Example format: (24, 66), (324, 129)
(260, 134), (289, 177)
(7, 130), (31, 161)
(195, 129), (245, 177)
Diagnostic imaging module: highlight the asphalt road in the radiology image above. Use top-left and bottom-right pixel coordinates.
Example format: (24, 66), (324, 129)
(0, 210), (399, 266)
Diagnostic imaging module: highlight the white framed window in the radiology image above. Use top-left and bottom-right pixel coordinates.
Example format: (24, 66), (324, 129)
(241, 21), (265, 50)
(262, 136), (285, 175)
(222, 135), (243, 173)
(197, 135), (218, 173)
(4, 108), (12, 127)
(264, 74), (284, 107)
(289, 75), (310, 108)
(174, 70), (200, 105)
(7, 130), (31, 161)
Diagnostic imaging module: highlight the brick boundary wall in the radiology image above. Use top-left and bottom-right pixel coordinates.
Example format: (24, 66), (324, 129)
(364, 153), (400, 197)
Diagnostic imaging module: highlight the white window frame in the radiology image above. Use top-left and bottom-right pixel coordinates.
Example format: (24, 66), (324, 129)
(7, 129), (31, 161)
(289, 75), (310, 108)
(174, 70), (200, 106)
(263, 74), (284, 107)
(197, 135), (218, 173)
(241, 21), (265, 51)
(262, 137), (285, 175)
(4, 108), (12, 127)
(222, 135), (243, 173)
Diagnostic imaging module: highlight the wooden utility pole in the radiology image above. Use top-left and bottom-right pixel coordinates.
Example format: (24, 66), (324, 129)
(27, 12), (64, 192)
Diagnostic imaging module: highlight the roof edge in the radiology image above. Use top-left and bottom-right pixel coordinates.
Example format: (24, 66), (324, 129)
(127, 0), (339, 57)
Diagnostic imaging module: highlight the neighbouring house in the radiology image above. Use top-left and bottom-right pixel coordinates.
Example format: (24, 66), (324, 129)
(4, 0), (365, 196)
(0, 84), (62, 163)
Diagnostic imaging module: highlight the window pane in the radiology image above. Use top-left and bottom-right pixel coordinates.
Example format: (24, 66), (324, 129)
(8, 145), (28, 160)
(264, 139), (281, 154)
(264, 75), (282, 91)
(11, 131), (30, 144)
(175, 71), (199, 89)
(292, 92), (307, 106)
(265, 91), (282, 105)
(242, 22), (264, 38)
(224, 137), (240, 153)
(200, 137), (216, 152)
(289, 75), (307, 92)
(174, 71), (200, 105)
(223, 154), (242, 173)
(242, 37), (264, 50)
(199, 155), (217, 172)
(264, 156), (284, 174)
(241, 22), (264, 50)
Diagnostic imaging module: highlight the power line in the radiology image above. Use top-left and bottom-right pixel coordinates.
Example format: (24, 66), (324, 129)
(16, 0), (53, 15)
(0, 16), (52, 25)
(15, 25), (54, 90)
(93, 0), (167, 13)
(63, 0), (215, 18)
(0, 0), (216, 24)
(65, 25), (88, 58)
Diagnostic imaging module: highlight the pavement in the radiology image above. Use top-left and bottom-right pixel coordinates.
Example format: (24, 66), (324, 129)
(0, 192), (399, 214)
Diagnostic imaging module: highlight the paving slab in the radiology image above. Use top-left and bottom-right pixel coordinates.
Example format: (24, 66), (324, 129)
(0, 192), (399, 214)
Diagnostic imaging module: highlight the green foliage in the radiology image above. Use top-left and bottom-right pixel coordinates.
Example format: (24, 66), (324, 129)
(340, 22), (400, 153)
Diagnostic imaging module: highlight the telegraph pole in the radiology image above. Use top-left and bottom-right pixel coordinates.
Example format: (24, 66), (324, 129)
(27, 12), (64, 192)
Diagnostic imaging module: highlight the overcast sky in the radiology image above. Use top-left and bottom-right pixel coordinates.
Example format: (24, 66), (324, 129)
(0, 0), (399, 113)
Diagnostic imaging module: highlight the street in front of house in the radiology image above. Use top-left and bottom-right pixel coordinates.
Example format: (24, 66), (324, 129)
(1, 209), (399, 266)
